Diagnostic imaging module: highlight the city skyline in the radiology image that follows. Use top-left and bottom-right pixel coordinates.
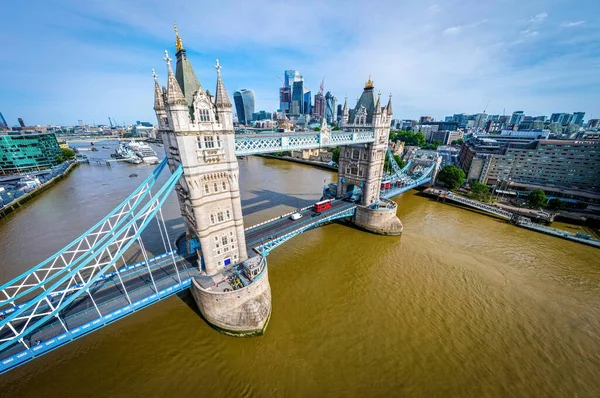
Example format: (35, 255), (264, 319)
(2, 0), (599, 125)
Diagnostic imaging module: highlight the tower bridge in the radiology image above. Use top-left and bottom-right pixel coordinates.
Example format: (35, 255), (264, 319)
(0, 27), (437, 374)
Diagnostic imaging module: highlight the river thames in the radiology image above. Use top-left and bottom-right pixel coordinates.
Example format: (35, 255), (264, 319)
(0, 142), (599, 397)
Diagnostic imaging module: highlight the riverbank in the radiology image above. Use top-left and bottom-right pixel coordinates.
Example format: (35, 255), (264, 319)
(0, 161), (78, 220)
(423, 187), (600, 249)
(258, 154), (337, 171)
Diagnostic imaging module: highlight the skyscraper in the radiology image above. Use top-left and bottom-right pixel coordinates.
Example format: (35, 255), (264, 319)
(325, 92), (337, 124)
(284, 70), (299, 88)
(313, 92), (325, 119)
(510, 111), (524, 125)
(291, 80), (304, 115)
(303, 90), (312, 115)
(279, 86), (291, 113)
(233, 89), (255, 125)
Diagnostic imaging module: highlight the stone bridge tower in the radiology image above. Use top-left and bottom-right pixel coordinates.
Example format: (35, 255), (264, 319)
(153, 27), (270, 336)
(155, 50), (247, 275)
(337, 78), (403, 235)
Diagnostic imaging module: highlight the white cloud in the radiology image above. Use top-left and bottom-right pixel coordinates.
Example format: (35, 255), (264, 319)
(428, 4), (441, 12)
(560, 20), (586, 27)
(531, 12), (548, 22)
(443, 19), (488, 35)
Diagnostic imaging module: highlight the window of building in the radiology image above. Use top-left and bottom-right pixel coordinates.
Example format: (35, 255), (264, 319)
(352, 150), (360, 160)
(222, 181), (227, 190)
(222, 236), (228, 246)
(198, 109), (210, 122)
(218, 212), (224, 222)
(204, 136), (215, 148)
(210, 215), (215, 224)
(226, 210), (231, 219)
(204, 184), (210, 194)
(214, 182), (218, 192)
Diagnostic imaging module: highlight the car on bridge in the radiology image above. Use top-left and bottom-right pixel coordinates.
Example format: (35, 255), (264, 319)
(290, 213), (303, 221)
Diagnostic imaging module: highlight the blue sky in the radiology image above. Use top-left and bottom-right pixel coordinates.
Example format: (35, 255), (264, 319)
(1, 0), (599, 126)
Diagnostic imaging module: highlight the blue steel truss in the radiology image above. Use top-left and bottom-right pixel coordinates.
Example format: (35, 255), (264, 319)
(254, 207), (356, 256)
(0, 163), (183, 353)
(0, 159), (168, 309)
(234, 131), (375, 156)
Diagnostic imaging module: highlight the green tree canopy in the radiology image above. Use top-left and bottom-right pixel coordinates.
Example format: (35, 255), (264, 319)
(332, 126), (341, 131)
(451, 138), (464, 145)
(548, 198), (566, 210)
(528, 189), (548, 209)
(469, 180), (490, 200)
(313, 127), (321, 131)
(437, 165), (465, 190)
(332, 147), (340, 164)
(60, 147), (76, 161)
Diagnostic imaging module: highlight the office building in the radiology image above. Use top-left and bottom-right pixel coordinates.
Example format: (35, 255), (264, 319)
(233, 89), (255, 125)
(0, 131), (63, 175)
(313, 92), (325, 119)
(303, 90), (312, 115)
(279, 86), (291, 113)
(291, 80), (304, 116)
(337, 104), (343, 123)
(509, 111), (524, 125)
(252, 110), (272, 121)
(571, 112), (585, 126)
(588, 119), (600, 129)
(459, 136), (600, 202)
(419, 116), (433, 123)
(284, 70), (299, 88)
(325, 92), (337, 124)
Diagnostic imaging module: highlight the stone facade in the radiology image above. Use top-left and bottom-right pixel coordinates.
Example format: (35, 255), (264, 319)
(190, 266), (271, 336)
(354, 201), (403, 235)
(154, 49), (247, 276)
(337, 80), (393, 206)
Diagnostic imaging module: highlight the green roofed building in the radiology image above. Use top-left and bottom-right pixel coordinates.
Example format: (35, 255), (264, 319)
(0, 132), (62, 175)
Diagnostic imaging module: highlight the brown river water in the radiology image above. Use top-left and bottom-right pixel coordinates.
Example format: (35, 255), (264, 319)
(0, 142), (599, 397)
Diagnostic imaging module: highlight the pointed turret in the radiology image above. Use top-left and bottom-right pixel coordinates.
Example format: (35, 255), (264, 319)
(320, 117), (328, 133)
(173, 25), (202, 106)
(386, 93), (393, 116)
(153, 69), (165, 111)
(214, 59), (232, 108)
(341, 95), (349, 126)
(374, 91), (382, 114)
(164, 50), (186, 106)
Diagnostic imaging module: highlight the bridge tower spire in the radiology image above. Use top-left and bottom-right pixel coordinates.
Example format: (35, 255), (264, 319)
(154, 30), (270, 336)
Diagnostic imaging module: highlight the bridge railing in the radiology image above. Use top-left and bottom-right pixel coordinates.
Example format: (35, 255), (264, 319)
(244, 204), (317, 232)
(254, 205), (356, 255)
(445, 192), (513, 219)
(234, 131), (375, 156)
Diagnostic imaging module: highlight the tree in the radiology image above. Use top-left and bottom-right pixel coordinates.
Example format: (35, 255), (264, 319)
(451, 138), (464, 145)
(313, 127), (321, 131)
(331, 147), (340, 164)
(60, 147), (76, 161)
(415, 132), (426, 148)
(437, 165), (465, 190)
(423, 139), (442, 150)
(469, 180), (490, 200)
(548, 198), (566, 210)
(332, 126), (341, 131)
(528, 189), (548, 209)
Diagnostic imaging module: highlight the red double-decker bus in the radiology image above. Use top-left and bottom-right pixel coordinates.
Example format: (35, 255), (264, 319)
(381, 181), (392, 190)
(314, 199), (332, 213)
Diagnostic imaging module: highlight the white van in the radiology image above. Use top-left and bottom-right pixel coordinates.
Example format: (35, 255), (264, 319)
(290, 213), (303, 221)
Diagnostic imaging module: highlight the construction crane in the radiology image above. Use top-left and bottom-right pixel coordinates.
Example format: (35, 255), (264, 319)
(319, 77), (325, 95)
(108, 117), (114, 128)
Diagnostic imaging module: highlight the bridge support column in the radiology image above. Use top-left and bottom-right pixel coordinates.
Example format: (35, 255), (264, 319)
(190, 256), (271, 336)
(353, 202), (403, 236)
